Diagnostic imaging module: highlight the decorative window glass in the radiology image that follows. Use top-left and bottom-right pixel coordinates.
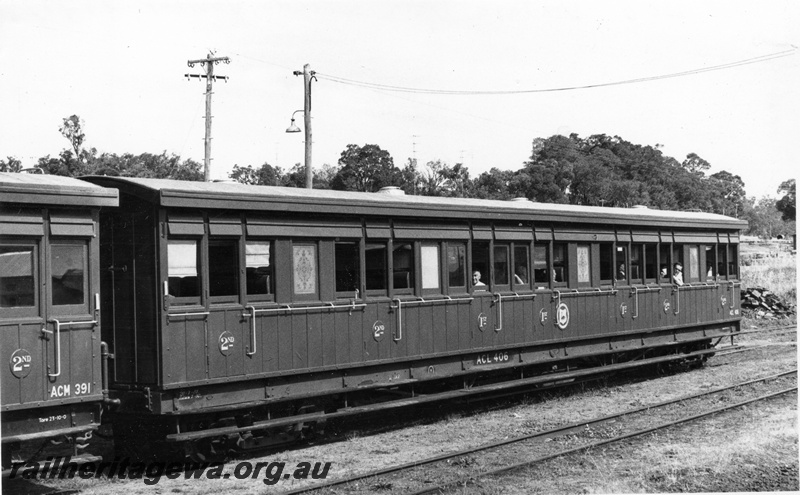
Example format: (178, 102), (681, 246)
(421, 245), (440, 290)
(0, 245), (35, 308)
(51, 244), (86, 306)
(577, 244), (591, 284)
(246, 241), (273, 296)
(168, 240), (200, 298)
(293, 245), (317, 295)
(447, 243), (466, 288)
(688, 245), (700, 281)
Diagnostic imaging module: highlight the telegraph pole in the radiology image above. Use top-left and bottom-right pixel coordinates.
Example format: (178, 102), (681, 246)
(293, 64), (315, 189)
(186, 53), (230, 182)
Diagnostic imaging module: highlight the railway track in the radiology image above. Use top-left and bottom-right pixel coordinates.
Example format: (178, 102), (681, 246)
(284, 368), (797, 494)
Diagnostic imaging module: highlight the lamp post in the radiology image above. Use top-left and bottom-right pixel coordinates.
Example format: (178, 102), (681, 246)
(286, 64), (315, 189)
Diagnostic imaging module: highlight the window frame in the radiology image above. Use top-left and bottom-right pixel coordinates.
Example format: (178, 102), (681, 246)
(551, 242), (568, 287)
(446, 242), (468, 294)
(291, 241), (320, 302)
(512, 244), (531, 291)
(533, 243), (550, 289)
(391, 241), (416, 296)
(492, 243), (511, 291)
(364, 241), (389, 297)
(166, 237), (203, 307)
(0, 240), (40, 319)
(334, 240), (361, 299)
(49, 239), (90, 316)
(245, 239), (276, 302)
(420, 242), (442, 295)
(207, 237), (241, 304)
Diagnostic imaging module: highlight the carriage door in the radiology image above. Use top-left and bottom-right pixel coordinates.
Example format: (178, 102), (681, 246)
(43, 212), (98, 403)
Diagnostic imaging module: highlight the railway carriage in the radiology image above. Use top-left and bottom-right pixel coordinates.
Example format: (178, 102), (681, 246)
(1, 173), (118, 469)
(82, 176), (745, 457)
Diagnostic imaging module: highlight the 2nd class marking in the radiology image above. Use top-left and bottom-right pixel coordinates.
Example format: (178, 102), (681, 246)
(475, 352), (510, 365)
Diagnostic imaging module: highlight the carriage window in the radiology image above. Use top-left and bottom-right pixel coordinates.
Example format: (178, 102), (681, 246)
(366, 243), (387, 292)
(493, 245), (509, 286)
(687, 245), (700, 282)
(705, 245), (717, 279)
(421, 244), (440, 290)
(168, 240), (200, 299)
(209, 239), (239, 297)
(630, 244), (643, 283)
(51, 244), (86, 306)
(727, 245), (738, 279)
(447, 243), (466, 290)
(660, 244), (672, 282)
(335, 242), (360, 294)
(293, 244), (318, 296)
(533, 244), (549, 286)
(645, 244), (657, 280)
(246, 241), (273, 296)
(393, 242), (415, 291)
(615, 245), (628, 284)
(0, 245), (35, 308)
(600, 243), (613, 283)
(472, 242), (490, 289)
(513, 245), (529, 286)
(552, 243), (567, 284)
(577, 244), (591, 285)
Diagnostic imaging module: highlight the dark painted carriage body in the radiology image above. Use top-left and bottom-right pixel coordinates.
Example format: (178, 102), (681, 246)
(1, 174), (118, 447)
(84, 177), (744, 432)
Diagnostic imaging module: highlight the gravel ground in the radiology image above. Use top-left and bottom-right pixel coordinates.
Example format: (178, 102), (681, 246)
(4, 329), (796, 494)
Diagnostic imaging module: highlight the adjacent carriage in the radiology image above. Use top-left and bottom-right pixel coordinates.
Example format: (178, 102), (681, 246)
(81, 176), (745, 457)
(1, 173), (118, 468)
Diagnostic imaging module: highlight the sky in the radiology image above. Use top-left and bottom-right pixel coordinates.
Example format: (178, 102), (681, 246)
(1, 1), (798, 199)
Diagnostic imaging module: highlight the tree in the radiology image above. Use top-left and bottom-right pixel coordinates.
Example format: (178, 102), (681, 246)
(0, 156), (22, 173)
(331, 144), (402, 192)
(776, 179), (796, 221)
(59, 115), (86, 160)
(230, 163), (285, 186)
(681, 152), (711, 175)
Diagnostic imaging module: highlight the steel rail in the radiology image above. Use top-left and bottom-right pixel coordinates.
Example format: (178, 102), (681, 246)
(282, 369), (797, 495)
(412, 385), (797, 495)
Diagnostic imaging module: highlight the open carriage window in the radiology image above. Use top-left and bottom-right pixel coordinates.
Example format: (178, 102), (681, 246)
(392, 242), (415, 293)
(335, 242), (360, 295)
(552, 243), (567, 285)
(209, 239), (239, 298)
(533, 244), (549, 287)
(447, 243), (467, 292)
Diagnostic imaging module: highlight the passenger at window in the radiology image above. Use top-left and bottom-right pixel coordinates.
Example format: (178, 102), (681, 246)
(672, 263), (684, 286)
(660, 265), (668, 280)
(707, 264), (714, 278)
(472, 270), (486, 289)
(616, 263), (626, 280)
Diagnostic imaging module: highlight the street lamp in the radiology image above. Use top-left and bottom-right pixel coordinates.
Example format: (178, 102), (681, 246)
(285, 110), (303, 134)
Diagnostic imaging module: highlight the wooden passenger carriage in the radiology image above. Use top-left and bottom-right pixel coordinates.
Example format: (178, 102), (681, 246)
(83, 176), (745, 450)
(1, 173), (118, 467)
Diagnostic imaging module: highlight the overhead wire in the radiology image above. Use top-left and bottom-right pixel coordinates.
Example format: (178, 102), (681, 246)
(315, 47), (796, 95)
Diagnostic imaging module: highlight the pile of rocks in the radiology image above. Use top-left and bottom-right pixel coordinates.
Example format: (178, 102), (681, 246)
(741, 287), (796, 319)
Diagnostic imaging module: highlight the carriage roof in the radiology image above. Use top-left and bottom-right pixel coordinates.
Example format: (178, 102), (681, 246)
(81, 176), (746, 230)
(0, 173), (118, 207)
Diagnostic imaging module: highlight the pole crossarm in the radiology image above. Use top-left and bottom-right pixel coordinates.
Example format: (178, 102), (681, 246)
(184, 53), (231, 182)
